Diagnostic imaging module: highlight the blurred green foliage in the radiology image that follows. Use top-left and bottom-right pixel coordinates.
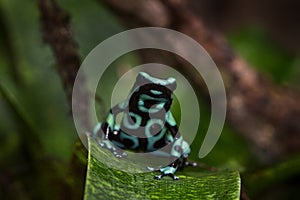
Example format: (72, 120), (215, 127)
(0, 0), (299, 199)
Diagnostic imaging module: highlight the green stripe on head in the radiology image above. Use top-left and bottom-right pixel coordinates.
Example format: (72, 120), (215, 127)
(136, 72), (177, 91)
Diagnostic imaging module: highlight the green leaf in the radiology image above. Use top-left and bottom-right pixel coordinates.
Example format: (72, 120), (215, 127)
(84, 137), (241, 200)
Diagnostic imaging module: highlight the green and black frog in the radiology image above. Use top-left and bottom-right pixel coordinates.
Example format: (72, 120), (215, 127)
(93, 72), (191, 180)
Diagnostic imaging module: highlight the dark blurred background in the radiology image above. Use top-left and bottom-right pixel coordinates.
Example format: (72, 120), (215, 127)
(0, 0), (300, 199)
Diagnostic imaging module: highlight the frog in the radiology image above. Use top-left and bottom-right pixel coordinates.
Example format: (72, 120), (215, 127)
(92, 72), (191, 180)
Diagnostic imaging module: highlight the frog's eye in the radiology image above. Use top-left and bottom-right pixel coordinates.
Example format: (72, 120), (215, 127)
(136, 72), (177, 91)
(136, 72), (150, 85)
(167, 79), (177, 91)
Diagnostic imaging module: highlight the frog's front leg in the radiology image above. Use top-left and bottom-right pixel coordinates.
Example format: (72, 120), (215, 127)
(93, 103), (128, 157)
(93, 122), (127, 158)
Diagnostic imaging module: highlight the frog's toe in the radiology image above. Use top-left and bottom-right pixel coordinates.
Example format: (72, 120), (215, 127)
(113, 151), (123, 158)
(112, 150), (127, 158)
(99, 140), (116, 150)
(154, 174), (162, 180)
(165, 173), (179, 180)
(98, 141), (105, 147)
(185, 161), (197, 167)
(113, 152), (122, 158)
(147, 166), (155, 171)
(121, 152), (128, 157)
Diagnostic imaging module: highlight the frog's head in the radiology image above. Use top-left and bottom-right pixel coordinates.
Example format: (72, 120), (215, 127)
(129, 72), (176, 113)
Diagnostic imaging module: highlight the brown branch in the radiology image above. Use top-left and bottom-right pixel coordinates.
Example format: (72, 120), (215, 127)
(99, 0), (300, 160)
(38, 0), (91, 130)
(38, 1), (89, 199)
(100, 0), (171, 27)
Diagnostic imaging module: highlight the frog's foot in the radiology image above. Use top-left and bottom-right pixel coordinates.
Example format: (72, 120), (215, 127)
(147, 166), (156, 171)
(155, 173), (179, 180)
(154, 166), (179, 180)
(98, 140), (127, 158)
(184, 161), (197, 167)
